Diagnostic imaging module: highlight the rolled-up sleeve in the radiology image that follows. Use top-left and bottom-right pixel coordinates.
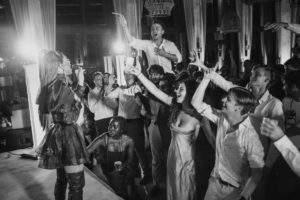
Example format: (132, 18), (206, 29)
(129, 38), (149, 51)
(274, 136), (300, 177)
(196, 102), (220, 124)
(168, 42), (182, 63)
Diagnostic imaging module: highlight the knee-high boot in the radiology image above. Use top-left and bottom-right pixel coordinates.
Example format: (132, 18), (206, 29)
(55, 168), (67, 200)
(66, 171), (85, 200)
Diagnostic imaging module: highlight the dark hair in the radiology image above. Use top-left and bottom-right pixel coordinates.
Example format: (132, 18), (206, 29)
(149, 64), (164, 75)
(152, 20), (166, 31)
(169, 78), (200, 124)
(284, 57), (300, 69)
(228, 87), (256, 115)
(110, 116), (127, 134)
(285, 71), (300, 89)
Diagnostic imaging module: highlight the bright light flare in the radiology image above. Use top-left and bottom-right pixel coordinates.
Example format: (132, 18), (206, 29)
(112, 40), (126, 54)
(16, 39), (39, 60)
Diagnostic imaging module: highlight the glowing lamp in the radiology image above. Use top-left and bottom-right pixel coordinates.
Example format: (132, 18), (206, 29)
(112, 40), (126, 54)
(16, 39), (39, 60)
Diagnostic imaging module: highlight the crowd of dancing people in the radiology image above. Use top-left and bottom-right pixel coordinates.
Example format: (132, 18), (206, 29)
(36, 18), (300, 200)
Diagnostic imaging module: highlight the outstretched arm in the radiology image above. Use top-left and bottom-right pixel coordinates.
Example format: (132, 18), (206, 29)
(264, 22), (300, 34)
(128, 65), (173, 106)
(261, 118), (300, 177)
(114, 13), (133, 43)
(87, 134), (106, 154)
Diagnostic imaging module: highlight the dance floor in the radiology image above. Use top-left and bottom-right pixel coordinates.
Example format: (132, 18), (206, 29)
(0, 149), (122, 200)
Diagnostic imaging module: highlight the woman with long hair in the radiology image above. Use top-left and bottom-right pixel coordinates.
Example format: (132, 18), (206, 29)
(36, 50), (89, 200)
(128, 65), (201, 200)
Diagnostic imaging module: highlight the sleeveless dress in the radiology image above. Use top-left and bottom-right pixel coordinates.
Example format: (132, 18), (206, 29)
(95, 134), (135, 198)
(167, 123), (197, 200)
(38, 77), (90, 169)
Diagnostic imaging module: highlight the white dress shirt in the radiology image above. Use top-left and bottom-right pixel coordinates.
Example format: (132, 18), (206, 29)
(196, 102), (265, 188)
(88, 87), (115, 121)
(130, 38), (182, 74)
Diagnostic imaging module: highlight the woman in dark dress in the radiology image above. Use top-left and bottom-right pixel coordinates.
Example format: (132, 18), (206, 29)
(87, 116), (135, 199)
(36, 50), (89, 200)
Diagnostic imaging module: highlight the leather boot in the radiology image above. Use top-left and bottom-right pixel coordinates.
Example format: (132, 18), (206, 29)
(55, 168), (67, 200)
(66, 171), (85, 200)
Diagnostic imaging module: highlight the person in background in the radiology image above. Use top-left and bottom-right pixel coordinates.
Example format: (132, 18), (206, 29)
(192, 69), (264, 200)
(282, 71), (300, 128)
(36, 51), (89, 200)
(128, 64), (201, 200)
(87, 116), (135, 199)
(106, 72), (152, 185)
(88, 72), (117, 139)
(268, 64), (285, 101)
(141, 64), (166, 195)
(116, 13), (182, 74)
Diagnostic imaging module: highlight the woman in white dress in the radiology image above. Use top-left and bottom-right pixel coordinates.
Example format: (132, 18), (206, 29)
(129, 66), (201, 200)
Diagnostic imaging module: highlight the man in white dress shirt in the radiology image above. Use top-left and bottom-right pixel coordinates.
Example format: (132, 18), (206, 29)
(117, 14), (182, 74)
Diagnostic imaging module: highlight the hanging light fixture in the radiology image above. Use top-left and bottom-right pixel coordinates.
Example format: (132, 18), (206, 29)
(144, 0), (175, 17)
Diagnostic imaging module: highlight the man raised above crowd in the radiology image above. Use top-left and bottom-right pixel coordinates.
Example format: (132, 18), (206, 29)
(116, 13), (182, 74)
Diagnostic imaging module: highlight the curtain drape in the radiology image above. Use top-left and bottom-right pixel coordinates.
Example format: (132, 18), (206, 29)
(260, 5), (267, 64)
(183, 0), (207, 63)
(235, 0), (252, 72)
(113, 0), (143, 41)
(275, 0), (291, 64)
(291, 0), (300, 48)
(10, 0), (56, 148)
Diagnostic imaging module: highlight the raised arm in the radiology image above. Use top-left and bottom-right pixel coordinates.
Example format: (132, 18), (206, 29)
(128, 65), (173, 106)
(115, 13), (133, 43)
(191, 72), (219, 124)
(189, 50), (235, 91)
(87, 134), (106, 154)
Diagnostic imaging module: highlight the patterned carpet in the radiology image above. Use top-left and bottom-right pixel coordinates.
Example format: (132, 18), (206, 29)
(0, 148), (122, 200)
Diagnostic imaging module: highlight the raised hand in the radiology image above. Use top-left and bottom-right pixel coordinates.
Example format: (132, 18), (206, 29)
(75, 67), (85, 86)
(260, 118), (283, 141)
(113, 12), (127, 27)
(188, 49), (207, 71)
(264, 22), (288, 32)
(128, 64), (142, 76)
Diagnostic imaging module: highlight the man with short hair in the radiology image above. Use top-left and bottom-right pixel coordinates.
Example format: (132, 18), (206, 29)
(192, 74), (265, 200)
(117, 14), (182, 74)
